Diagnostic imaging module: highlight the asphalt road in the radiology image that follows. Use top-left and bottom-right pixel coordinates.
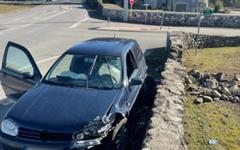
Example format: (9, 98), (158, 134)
(0, 4), (167, 131)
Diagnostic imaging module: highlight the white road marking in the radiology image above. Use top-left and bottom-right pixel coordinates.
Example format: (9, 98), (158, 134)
(69, 12), (89, 29)
(69, 22), (81, 29)
(42, 9), (71, 21)
(21, 24), (32, 28)
(36, 55), (60, 65)
(19, 55), (60, 71)
(12, 17), (25, 21)
(0, 7), (72, 35)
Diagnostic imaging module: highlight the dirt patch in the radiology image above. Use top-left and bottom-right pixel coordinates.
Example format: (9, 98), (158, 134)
(0, 4), (33, 14)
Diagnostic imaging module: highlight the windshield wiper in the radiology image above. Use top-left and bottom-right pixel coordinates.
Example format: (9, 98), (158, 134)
(44, 78), (78, 88)
(87, 56), (98, 89)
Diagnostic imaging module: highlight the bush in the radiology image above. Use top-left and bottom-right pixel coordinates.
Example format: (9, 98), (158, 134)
(214, 1), (224, 12)
(224, 8), (231, 13)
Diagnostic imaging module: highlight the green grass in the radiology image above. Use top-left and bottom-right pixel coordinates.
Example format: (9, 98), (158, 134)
(183, 47), (240, 75)
(183, 47), (240, 150)
(0, 4), (32, 14)
(184, 96), (240, 150)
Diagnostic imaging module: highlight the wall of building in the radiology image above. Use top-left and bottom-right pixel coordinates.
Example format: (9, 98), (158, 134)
(102, 7), (240, 28)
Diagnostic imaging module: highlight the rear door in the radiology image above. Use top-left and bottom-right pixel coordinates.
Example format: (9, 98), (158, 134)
(0, 42), (42, 100)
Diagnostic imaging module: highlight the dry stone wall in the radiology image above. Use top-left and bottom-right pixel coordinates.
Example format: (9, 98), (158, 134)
(142, 33), (187, 150)
(102, 7), (240, 28)
(142, 32), (240, 150)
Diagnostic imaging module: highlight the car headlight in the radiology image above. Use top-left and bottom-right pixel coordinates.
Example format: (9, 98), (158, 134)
(73, 119), (113, 141)
(1, 119), (18, 136)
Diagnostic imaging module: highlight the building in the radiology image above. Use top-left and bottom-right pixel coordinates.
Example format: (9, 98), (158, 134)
(145, 0), (208, 12)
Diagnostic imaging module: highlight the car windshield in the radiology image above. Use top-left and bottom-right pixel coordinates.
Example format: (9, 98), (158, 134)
(43, 54), (122, 89)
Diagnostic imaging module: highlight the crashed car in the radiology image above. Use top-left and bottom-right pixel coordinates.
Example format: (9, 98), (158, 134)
(0, 38), (153, 150)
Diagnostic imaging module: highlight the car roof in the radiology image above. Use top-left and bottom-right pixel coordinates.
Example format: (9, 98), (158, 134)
(66, 38), (135, 56)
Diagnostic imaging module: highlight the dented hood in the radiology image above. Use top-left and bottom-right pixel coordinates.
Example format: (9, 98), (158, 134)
(7, 83), (120, 133)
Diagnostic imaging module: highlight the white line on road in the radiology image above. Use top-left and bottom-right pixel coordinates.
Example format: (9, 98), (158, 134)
(0, 7), (72, 35)
(69, 11), (89, 29)
(69, 22), (81, 29)
(12, 17), (25, 21)
(42, 9), (71, 21)
(69, 17), (89, 29)
(20, 55), (60, 71)
(21, 24), (32, 28)
(36, 55), (60, 65)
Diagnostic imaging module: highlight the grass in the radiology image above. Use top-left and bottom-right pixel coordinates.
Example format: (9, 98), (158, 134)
(184, 96), (240, 150)
(183, 47), (240, 75)
(0, 4), (32, 14)
(183, 47), (240, 150)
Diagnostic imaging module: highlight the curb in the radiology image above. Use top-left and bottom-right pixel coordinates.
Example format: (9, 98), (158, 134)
(89, 27), (169, 33)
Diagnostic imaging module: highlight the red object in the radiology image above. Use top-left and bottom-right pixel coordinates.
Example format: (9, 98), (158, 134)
(130, 0), (134, 6)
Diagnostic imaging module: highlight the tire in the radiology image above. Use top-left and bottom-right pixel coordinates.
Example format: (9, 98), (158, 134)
(143, 76), (156, 101)
(103, 118), (128, 150)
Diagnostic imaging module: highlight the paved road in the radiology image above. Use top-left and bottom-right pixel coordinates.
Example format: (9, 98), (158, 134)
(95, 21), (240, 36)
(0, 4), (167, 121)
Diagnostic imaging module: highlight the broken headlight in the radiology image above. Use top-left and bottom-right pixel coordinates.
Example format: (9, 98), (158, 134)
(73, 117), (113, 141)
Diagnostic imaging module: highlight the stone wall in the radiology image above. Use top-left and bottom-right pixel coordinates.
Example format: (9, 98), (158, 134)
(142, 32), (187, 150)
(141, 32), (240, 150)
(174, 32), (240, 49)
(142, 59), (186, 150)
(169, 32), (240, 61)
(102, 7), (240, 28)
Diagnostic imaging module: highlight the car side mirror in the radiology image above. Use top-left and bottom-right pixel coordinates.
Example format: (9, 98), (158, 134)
(22, 72), (34, 79)
(129, 78), (143, 86)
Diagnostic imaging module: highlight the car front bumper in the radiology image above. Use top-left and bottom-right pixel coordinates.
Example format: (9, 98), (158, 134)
(0, 132), (103, 150)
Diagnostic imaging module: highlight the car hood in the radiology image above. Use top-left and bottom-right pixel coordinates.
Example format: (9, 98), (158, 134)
(7, 83), (121, 133)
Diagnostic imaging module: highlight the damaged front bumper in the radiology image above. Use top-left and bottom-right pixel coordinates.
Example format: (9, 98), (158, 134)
(71, 117), (114, 149)
(71, 137), (104, 149)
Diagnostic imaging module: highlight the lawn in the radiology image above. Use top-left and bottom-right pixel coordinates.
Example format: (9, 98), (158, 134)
(183, 47), (240, 150)
(183, 47), (240, 75)
(0, 4), (32, 14)
(184, 96), (240, 150)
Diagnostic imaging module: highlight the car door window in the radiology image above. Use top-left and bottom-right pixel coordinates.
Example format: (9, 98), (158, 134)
(5, 45), (34, 76)
(126, 51), (137, 79)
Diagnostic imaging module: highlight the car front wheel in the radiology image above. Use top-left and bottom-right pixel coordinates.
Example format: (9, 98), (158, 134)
(103, 118), (128, 150)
